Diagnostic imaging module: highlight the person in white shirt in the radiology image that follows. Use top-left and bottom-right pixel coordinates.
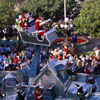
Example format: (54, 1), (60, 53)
(94, 47), (100, 58)
(57, 47), (63, 55)
(68, 53), (74, 63)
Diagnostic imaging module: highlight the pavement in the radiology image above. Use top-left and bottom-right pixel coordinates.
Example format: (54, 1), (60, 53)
(78, 37), (100, 52)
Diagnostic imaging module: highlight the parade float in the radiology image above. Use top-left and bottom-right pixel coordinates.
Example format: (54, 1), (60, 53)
(15, 12), (58, 46)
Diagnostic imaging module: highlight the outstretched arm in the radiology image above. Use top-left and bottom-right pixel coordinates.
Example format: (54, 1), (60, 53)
(40, 19), (51, 26)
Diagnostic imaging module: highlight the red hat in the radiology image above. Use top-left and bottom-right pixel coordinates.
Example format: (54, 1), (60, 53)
(33, 83), (39, 88)
(37, 17), (42, 20)
(36, 17), (42, 22)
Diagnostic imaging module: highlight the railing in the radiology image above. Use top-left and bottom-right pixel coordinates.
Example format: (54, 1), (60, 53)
(62, 77), (72, 99)
(24, 86), (31, 100)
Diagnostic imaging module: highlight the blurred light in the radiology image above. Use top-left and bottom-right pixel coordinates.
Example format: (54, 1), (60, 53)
(64, 24), (68, 29)
(60, 24), (64, 28)
(70, 24), (73, 28)
(65, 17), (69, 23)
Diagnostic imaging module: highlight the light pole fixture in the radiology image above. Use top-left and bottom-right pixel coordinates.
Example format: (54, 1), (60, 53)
(63, 0), (69, 43)
(65, 17), (69, 23)
(60, 17), (69, 43)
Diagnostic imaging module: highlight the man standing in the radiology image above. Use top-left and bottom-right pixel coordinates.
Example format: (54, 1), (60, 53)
(70, 44), (76, 56)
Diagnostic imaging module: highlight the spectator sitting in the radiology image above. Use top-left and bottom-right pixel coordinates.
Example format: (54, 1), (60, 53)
(5, 45), (11, 56)
(26, 49), (32, 60)
(0, 45), (5, 55)
(2, 54), (7, 66)
(21, 51), (27, 62)
(13, 45), (18, 53)
(12, 55), (19, 69)
(4, 61), (9, 70)
(10, 51), (15, 59)
(7, 55), (13, 70)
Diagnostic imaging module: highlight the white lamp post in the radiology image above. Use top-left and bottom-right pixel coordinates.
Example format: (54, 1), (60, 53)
(64, 0), (67, 20)
(60, 22), (68, 43)
(64, 23), (68, 43)
(64, 24), (68, 29)
(63, 0), (69, 43)
(65, 17), (69, 23)
(60, 17), (69, 43)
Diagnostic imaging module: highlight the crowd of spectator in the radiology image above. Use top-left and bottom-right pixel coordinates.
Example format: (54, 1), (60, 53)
(0, 0), (99, 84)
(0, 26), (17, 38)
(41, 43), (100, 84)
(0, 44), (35, 71)
(41, 0), (100, 85)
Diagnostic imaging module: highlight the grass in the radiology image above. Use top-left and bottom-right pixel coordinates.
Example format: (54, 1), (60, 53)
(77, 51), (95, 56)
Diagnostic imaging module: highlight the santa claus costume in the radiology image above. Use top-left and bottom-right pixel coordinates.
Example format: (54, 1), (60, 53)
(34, 91), (44, 100)
(33, 83), (44, 100)
(35, 17), (45, 41)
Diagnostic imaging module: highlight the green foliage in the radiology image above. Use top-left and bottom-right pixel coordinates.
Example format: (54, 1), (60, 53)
(0, 0), (16, 27)
(0, 0), (76, 28)
(73, 0), (100, 38)
(21, 0), (76, 20)
(67, 0), (76, 14)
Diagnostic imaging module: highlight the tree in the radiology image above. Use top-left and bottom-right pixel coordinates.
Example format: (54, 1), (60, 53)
(21, 0), (76, 20)
(73, 0), (100, 38)
(0, 0), (16, 28)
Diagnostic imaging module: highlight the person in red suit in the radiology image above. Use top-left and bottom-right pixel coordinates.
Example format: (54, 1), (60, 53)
(35, 17), (44, 41)
(33, 83), (44, 100)
(35, 17), (51, 41)
(34, 89), (44, 100)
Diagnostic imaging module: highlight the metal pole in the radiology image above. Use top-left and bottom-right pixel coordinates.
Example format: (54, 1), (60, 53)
(64, 0), (66, 21)
(64, 0), (68, 43)
(65, 28), (68, 43)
